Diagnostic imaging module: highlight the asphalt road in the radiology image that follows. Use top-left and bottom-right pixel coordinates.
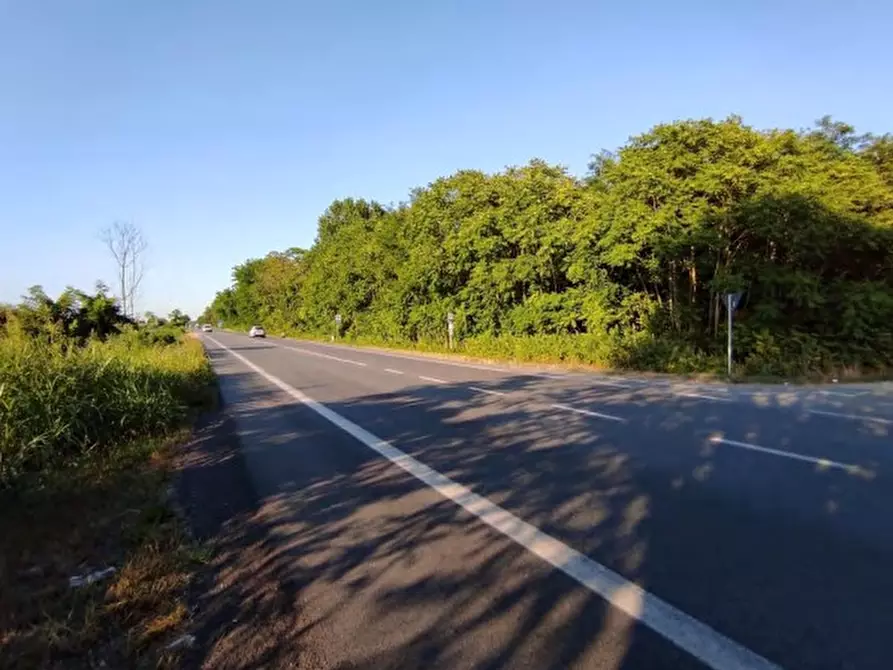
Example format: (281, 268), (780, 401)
(197, 330), (893, 669)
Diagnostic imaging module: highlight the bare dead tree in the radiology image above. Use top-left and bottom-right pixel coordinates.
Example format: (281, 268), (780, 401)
(100, 221), (147, 318)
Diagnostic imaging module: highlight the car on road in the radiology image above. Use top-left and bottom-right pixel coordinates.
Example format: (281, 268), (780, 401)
(201, 324), (213, 332)
(249, 325), (266, 338)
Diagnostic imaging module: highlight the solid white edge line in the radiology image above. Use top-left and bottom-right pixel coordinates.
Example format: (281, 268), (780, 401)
(384, 368), (404, 375)
(418, 375), (446, 384)
(708, 436), (859, 472)
(469, 386), (507, 397)
(206, 335), (780, 670)
(283, 345), (367, 367)
(806, 409), (892, 425)
(550, 403), (627, 423)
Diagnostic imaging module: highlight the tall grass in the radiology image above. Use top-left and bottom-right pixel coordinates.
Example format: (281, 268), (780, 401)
(0, 330), (213, 485)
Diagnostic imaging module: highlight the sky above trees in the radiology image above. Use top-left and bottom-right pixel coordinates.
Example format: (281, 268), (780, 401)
(2, 1), (892, 316)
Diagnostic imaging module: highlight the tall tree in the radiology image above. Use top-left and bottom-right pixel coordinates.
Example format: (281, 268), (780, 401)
(167, 309), (191, 329)
(201, 115), (893, 375)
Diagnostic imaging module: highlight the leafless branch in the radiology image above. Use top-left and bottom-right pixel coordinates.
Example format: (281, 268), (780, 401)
(100, 221), (147, 318)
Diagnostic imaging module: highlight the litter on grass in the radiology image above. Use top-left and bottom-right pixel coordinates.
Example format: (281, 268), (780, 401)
(166, 634), (195, 651)
(69, 566), (116, 588)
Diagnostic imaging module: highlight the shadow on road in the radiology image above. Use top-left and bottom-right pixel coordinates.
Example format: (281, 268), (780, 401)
(176, 353), (892, 669)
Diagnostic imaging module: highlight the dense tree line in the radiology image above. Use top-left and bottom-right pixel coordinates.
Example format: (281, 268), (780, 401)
(1, 284), (131, 342)
(1, 285), (192, 346)
(202, 116), (893, 375)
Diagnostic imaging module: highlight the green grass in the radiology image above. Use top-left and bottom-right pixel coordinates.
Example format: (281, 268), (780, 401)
(0, 328), (216, 668)
(0, 330), (214, 486)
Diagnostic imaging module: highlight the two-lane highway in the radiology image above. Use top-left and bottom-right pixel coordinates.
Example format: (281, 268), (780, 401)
(200, 331), (893, 669)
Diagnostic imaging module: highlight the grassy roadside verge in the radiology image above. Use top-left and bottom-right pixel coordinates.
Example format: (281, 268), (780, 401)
(251, 327), (887, 384)
(0, 332), (215, 669)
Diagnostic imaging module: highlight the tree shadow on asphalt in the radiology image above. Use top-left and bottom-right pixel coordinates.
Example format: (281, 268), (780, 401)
(176, 357), (893, 670)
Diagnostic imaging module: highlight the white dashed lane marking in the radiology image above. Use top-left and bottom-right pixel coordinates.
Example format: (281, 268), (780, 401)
(676, 392), (732, 402)
(469, 386), (507, 397)
(208, 335), (781, 670)
(806, 409), (892, 425)
(282, 346), (367, 367)
(707, 436), (863, 473)
(550, 403), (627, 423)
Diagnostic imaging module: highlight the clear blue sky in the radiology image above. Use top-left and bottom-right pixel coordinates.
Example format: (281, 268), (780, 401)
(2, 0), (891, 317)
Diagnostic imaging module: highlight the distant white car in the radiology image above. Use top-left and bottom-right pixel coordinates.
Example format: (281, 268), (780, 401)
(201, 324), (213, 332)
(249, 325), (266, 338)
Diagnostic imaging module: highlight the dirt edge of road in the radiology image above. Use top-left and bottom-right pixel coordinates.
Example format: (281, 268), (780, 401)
(174, 393), (322, 670)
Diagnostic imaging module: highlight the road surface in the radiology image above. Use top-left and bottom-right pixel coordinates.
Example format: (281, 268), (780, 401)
(196, 331), (893, 669)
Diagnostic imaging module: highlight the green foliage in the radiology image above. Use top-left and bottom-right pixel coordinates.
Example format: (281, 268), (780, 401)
(167, 309), (191, 329)
(6, 283), (131, 343)
(0, 331), (212, 485)
(204, 116), (893, 377)
(128, 323), (182, 346)
(1, 284), (195, 349)
(0, 287), (211, 485)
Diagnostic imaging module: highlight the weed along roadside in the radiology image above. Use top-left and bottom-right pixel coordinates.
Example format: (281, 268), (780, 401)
(0, 299), (217, 670)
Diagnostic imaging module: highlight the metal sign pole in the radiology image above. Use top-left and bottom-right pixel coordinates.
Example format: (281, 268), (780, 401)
(727, 296), (733, 378)
(724, 292), (742, 379)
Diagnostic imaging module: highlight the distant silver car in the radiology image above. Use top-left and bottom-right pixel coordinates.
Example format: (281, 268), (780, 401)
(201, 324), (213, 332)
(249, 325), (266, 338)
